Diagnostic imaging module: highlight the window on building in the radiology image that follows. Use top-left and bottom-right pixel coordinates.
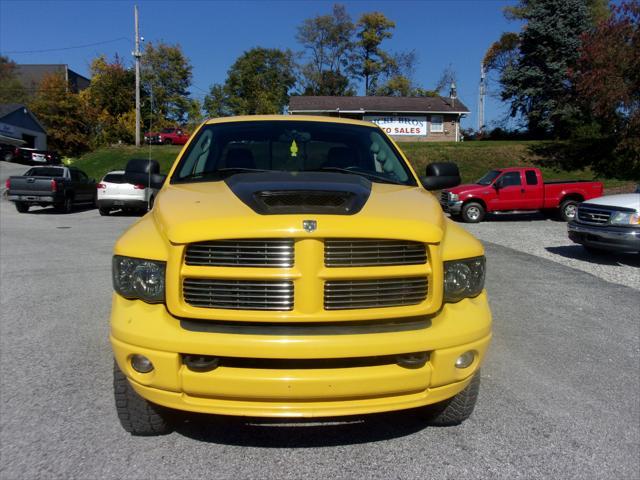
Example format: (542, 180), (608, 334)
(430, 115), (444, 133)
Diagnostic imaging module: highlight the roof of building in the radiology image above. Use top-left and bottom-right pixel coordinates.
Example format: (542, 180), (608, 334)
(289, 95), (469, 114)
(15, 65), (90, 93)
(0, 103), (24, 119)
(0, 103), (46, 134)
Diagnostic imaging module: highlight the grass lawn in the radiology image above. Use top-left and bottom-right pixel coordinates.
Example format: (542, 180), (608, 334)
(72, 141), (633, 192)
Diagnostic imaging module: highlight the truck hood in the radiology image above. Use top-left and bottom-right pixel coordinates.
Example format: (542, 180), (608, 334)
(153, 178), (445, 244)
(583, 193), (640, 211)
(445, 183), (490, 196)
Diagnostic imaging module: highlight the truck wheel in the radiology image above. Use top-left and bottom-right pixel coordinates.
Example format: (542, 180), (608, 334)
(113, 362), (175, 436)
(461, 202), (485, 223)
(560, 200), (579, 222)
(15, 202), (29, 213)
(163, 138), (173, 145)
(422, 371), (481, 426)
(99, 207), (110, 216)
(58, 197), (73, 214)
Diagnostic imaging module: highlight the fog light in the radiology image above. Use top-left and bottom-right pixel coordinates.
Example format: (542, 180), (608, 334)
(455, 351), (475, 369)
(131, 354), (154, 373)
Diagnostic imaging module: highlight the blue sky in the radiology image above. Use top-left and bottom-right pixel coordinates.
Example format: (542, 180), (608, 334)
(0, 0), (520, 130)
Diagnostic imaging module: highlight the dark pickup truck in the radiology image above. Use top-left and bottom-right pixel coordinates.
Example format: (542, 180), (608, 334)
(6, 166), (97, 213)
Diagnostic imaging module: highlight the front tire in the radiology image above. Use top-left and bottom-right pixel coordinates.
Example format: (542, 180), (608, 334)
(560, 199), (579, 222)
(163, 138), (173, 145)
(98, 207), (110, 216)
(113, 362), (175, 436)
(15, 202), (29, 213)
(421, 371), (481, 426)
(461, 202), (485, 223)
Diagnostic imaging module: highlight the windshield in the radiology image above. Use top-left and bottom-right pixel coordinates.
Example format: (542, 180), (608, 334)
(171, 121), (417, 186)
(476, 170), (501, 185)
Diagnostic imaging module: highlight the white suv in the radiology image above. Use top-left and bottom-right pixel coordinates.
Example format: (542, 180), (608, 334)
(96, 170), (155, 216)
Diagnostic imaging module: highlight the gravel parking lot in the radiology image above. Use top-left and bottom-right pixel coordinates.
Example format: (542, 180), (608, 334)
(459, 213), (640, 290)
(1, 160), (638, 479)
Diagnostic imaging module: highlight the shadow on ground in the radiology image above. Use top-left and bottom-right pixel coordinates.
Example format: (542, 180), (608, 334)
(545, 245), (640, 267)
(173, 409), (437, 447)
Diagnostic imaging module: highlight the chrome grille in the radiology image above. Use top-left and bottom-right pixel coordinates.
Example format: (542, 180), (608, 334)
(325, 239), (427, 267)
(185, 239), (294, 267)
(183, 279), (294, 310)
(577, 206), (611, 225)
(440, 191), (449, 204)
(324, 277), (428, 310)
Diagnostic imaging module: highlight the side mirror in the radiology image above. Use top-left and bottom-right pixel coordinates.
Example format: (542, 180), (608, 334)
(124, 158), (166, 190)
(494, 179), (502, 190)
(421, 162), (461, 191)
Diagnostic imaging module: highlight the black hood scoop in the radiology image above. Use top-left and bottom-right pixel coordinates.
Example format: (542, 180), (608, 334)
(225, 171), (372, 215)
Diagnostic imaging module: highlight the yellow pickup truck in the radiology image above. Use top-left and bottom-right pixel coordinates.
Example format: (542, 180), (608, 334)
(110, 116), (492, 435)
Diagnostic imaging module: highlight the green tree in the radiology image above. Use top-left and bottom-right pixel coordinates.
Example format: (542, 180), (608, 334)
(352, 12), (396, 95)
(296, 4), (355, 95)
(205, 48), (296, 116)
(29, 73), (91, 156)
(533, 1), (640, 179)
(203, 84), (232, 118)
(84, 54), (136, 144)
(0, 56), (27, 104)
(141, 42), (193, 125)
(486, 0), (612, 137)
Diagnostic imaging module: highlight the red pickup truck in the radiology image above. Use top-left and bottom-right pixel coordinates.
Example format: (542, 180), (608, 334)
(440, 167), (603, 223)
(144, 128), (190, 145)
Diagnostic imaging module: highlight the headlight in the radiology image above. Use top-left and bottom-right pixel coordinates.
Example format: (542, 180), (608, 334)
(444, 256), (485, 303)
(610, 211), (640, 226)
(112, 255), (166, 303)
(450, 193), (459, 202)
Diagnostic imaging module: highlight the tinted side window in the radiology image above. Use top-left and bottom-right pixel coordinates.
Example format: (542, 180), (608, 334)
(500, 172), (522, 187)
(525, 170), (538, 185)
(70, 170), (80, 181)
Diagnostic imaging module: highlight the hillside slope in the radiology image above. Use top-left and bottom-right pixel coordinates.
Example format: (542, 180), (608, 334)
(72, 142), (628, 189)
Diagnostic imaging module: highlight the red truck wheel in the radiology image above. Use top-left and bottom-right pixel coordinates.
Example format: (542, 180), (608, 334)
(462, 202), (485, 223)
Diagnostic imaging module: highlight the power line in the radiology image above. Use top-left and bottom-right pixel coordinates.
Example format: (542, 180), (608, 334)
(2, 38), (132, 55)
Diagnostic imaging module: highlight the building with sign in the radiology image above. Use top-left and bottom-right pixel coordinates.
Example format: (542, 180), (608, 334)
(0, 104), (47, 150)
(288, 94), (469, 142)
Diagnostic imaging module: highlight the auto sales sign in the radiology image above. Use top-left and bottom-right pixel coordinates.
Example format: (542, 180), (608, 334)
(364, 115), (427, 136)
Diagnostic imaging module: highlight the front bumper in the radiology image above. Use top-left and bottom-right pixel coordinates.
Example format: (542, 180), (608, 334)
(568, 222), (640, 252)
(110, 292), (492, 417)
(440, 200), (463, 215)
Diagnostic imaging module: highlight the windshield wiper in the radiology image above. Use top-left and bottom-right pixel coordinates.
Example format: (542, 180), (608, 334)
(311, 167), (404, 185)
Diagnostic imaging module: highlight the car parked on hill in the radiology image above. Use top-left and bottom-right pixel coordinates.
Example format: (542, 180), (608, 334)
(144, 128), (190, 145)
(568, 192), (640, 254)
(97, 170), (156, 216)
(440, 167), (603, 223)
(1, 145), (61, 165)
(6, 165), (96, 213)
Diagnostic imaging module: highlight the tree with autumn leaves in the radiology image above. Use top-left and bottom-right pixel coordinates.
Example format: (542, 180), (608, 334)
(486, 0), (639, 180)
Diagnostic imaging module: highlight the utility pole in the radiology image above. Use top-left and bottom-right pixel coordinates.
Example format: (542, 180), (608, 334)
(133, 5), (142, 147)
(478, 62), (486, 134)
